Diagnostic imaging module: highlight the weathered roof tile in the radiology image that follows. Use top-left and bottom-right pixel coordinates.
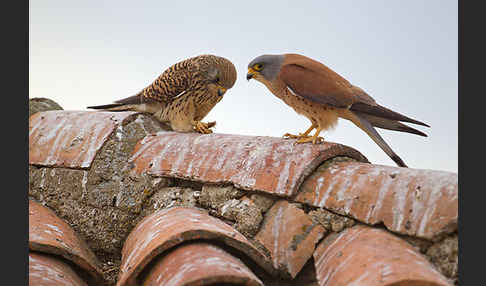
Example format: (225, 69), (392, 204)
(295, 162), (458, 239)
(27, 107), (458, 285)
(29, 110), (137, 169)
(29, 200), (103, 284)
(313, 225), (453, 286)
(254, 200), (326, 278)
(29, 252), (88, 286)
(130, 131), (367, 197)
(142, 242), (263, 286)
(117, 207), (274, 286)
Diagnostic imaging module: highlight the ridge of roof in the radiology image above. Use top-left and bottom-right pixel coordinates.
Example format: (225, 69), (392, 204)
(28, 98), (458, 285)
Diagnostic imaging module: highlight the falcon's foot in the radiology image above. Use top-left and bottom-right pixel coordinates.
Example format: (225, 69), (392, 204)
(193, 121), (216, 134)
(295, 134), (324, 144)
(283, 132), (308, 139)
(283, 124), (317, 141)
(284, 126), (324, 144)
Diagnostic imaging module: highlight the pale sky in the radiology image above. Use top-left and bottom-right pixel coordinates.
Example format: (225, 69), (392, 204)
(29, 0), (457, 173)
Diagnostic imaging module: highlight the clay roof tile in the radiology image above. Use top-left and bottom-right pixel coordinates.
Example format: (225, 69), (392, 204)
(130, 131), (368, 197)
(117, 207), (275, 286)
(142, 242), (263, 286)
(296, 161), (458, 240)
(29, 110), (137, 169)
(29, 200), (103, 284)
(313, 225), (453, 286)
(29, 252), (88, 286)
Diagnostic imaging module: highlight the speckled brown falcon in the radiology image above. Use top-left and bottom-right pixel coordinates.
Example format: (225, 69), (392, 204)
(88, 54), (237, 134)
(246, 53), (429, 167)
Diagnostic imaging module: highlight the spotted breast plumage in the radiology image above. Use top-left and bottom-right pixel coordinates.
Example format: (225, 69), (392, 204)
(88, 54), (237, 134)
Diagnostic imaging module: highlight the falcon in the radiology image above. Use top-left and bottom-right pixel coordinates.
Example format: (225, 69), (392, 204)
(246, 53), (429, 167)
(88, 54), (237, 134)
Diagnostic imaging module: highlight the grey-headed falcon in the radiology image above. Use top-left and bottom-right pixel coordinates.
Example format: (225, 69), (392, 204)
(88, 54), (237, 134)
(246, 53), (429, 168)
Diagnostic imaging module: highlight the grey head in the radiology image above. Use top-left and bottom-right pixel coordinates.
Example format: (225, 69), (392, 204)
(247, 54), (285, 81)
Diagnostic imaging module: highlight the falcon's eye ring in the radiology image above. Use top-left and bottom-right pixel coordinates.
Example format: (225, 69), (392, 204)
(253, 64), (263, 71)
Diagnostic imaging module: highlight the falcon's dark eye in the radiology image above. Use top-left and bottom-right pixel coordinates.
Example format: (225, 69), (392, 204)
(253, 63), (263, 71)
(214, 77), (220, 83)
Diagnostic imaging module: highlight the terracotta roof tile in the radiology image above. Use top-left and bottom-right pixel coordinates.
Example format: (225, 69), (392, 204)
(117, 207), (274, 286)
(29, 110), (137, 169)
(29, 252), (88, 286)
(129, 131), (368, 197)
(142, 242), (263, 286)
(27, 106), (458, 284)
(295, 162), (458, 239)
(29, 200), (103, 284)
(313, 225), (453, 286)
(254, 200), (326, 278)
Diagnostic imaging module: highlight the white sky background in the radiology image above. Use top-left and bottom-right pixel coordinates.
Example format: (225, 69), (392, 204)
(29, 0), (457, 173)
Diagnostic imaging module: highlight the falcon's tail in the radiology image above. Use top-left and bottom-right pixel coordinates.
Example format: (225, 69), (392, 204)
(87, 94), (143, 111)
(87, 94), (167, 114)
(86, 103), (132, 111)
(347, 111), (408, 167)
(354, 112), (428, 137)
(350, 102), (430, 127)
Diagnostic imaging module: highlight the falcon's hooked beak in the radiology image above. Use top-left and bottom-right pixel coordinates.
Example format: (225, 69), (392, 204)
(246, 68), (257, 81)
(217, 87), (227, 97)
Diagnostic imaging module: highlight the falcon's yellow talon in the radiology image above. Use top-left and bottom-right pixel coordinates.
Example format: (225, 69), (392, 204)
(283, 124), (317, 141)
(193, 121), (214, 134)
(294, 135), (324, 144)
(289, 126), (324, 144)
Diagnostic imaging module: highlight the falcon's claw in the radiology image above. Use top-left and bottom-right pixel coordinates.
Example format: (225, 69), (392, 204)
(193, 121), (215, 134)
(283, 125), (323, 144)
(283, 132), (312, 139)
(294, 135), (325, 144)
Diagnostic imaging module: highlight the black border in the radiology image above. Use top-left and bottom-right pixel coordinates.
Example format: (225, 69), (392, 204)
(7, 0), (29, 284)
(458, 0), (478, 285)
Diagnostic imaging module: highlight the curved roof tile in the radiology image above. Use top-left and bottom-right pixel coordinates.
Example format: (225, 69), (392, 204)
(117, 207), (274, 286)
(29, 252), (88, 286)
(314, 225), (453, 286)
(29, 110), (137, 169)
(142, 242), (263, 286)
(26, 107), (457, 284)
(130, 131), (368, 197)
(254, 200), (325, 278)
(29, 200), (103, 284)
(295, 162), (458, 239)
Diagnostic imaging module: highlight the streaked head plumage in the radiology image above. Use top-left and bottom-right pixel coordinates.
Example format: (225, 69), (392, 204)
(197, 54), (237, 90)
